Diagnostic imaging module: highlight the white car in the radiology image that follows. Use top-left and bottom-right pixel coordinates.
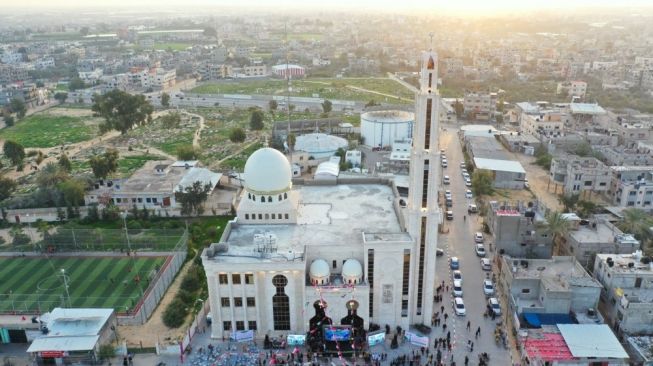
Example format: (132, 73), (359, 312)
(460, 162), (466, 169)
(480, 258), (492, 271)
(452, 280), (463, 297)
(465, 190), (473, 199)
(462, 170), (469, 177)
(488, 297), (501, 316)
(475, 244), (486, 257)
(454, 297), (466, 316)
(452, 270), (463, 284)
(445, 190), (452, 199)
(465, 178), (472, 187)
(441, 160), (448, 168)
(443, 175), (450, 185)
(524, 178), (530, 189)
(474, 232), (484, 243)
(446, 210), (454, 220)
(483, 279), (495, 296)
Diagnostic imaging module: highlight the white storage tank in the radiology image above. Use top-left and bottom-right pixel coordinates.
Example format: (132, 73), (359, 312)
(294, 133), (348, 159)
(361, 110), (415, 148)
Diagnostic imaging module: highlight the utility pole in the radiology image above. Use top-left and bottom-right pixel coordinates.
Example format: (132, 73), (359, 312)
(61, 269), (71, 307)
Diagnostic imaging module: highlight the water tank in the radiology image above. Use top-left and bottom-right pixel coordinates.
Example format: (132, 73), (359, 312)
(361, 110), (415, 148)
(294, 133), (348, 159)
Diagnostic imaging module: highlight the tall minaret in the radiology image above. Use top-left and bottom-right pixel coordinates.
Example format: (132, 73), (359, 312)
(406, 48), (441, 324)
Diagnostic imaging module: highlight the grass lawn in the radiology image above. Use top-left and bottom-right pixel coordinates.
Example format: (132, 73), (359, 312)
(0, 114), (97, 148)
(69, 154), (163, 177)
(221, 142), (264, 170)
(0, 256), (166, 313)
(191, 78), (413, 104)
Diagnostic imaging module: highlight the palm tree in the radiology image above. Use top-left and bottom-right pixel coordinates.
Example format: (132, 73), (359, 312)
(546, 211), (572, 255)
(619, 208), (653, 254)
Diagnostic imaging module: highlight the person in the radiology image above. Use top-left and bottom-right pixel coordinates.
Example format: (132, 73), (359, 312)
(463, 215), (466, 221)
(466, 320), (471, 331)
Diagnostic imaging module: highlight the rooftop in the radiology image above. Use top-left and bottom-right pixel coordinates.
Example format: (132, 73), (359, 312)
(569, 103), (607, 115)
(474, 157), (525, 174)
(466, 135), (511, 160)
(505, 256), (601, 289)
(627, 336), (653, 362)
(558, 324), (628, 359)
(207, 184), (404, 264)
(596, 253), (653, 274)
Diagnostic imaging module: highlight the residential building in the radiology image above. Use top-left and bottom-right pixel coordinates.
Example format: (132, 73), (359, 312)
(0, 64), (28, 84)
(564, 216), (640, 267)
(550, 155), (611, 195)
(609, 166), (653, 209)
(464, 136), (526, 189)
(1, 52), (24, 64)
(500, 256), (602, 317)
(498, 133), (541, 155)
(463, 91), (497, 120)
(486, 201), (552, 259)
(243, 64), (267, 77)
(556, 80), (587, 100)
(440, 57), (463, 76)
(520, 109), (568, 139)
(200, 63), (233, 80)
(78, 69), (104, 84)
(84, 160), (221, 210)
(594, 253), (653, 335)
(594, 145), (653, 166)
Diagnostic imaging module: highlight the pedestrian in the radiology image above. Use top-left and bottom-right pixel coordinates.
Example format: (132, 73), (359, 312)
(445, 285), (449, 292)
(442, 323), (447, 332)
(446, 331), (450, 341)
(475, 326), (481, 338)
(470, 342), (474, 352)
(122, 357), (128, 366)
(491, 311), (496, 321)
(128, 353), (133, 366)
(444, 313), (448, 321)
(464, 355), (469, 366)
(441, 305), (444, 313)
(466, 320), (471, 331)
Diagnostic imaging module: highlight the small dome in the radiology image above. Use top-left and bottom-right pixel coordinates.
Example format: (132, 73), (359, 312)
(342, 259), (363, 279)
(244, 148), (292, 194)
(309, 259), (330, 278)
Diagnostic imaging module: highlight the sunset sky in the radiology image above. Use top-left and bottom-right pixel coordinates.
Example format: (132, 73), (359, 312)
(4, 0), (653, 12)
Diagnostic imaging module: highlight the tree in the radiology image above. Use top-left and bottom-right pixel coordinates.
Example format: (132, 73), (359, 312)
(68, 77), (86, 91)
(79, 26), (90, 36)
(0, 176), (17, 201)
(36, 163), (69, 189)
(58, 178), (86, 207)
(3, 115), (14, 127)
(229, 128), (246, 143)
(54, 92), (68, 104)
(558, 194), (580, 213)
(89, 149), (119, 179)
(365, 99), (379, 108)
(249, 110), (264, 130)
(454, 99), (464, 118)
(321, 99), (333, 114)
(58, 154), (72, 172)
(471, 169), (494, 196)
(3, 140), (25, 165)
(545, 211), (572, 255)
(268, 100), (278, 112)
(160, 112), (181, 128)
(9, 98), (26, 119)
(92, 90), (153, 134)
(176, 145), (199, 160)
(174, 181), (212, 216)
(618, 208), (653, 253)
(288, 133), (296, 150)
(161, 92), (170, 108)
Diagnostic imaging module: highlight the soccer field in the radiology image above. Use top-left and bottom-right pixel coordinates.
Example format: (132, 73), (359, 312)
(0, 256), (167, 313)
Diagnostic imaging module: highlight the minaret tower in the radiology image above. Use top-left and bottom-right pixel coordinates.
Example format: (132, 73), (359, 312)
(406, 44), (441, 323)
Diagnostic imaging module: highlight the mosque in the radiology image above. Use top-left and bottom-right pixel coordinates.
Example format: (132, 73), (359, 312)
(202, 51), (442, 352)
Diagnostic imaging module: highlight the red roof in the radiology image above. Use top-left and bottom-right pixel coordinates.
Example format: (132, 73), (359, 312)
(524, 333), (574, 362)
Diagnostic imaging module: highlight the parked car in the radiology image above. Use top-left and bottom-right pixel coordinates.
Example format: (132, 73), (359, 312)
(452, 270), (463, 283)
(474, 232), (484, 243)
(468, 204), (479, 214)
(446, 210), (454, 220)
(465, 178), (472, 187)
(452, 280), (463, 297)
(441, 160), (448, 168)
(454, 297), (466, 316)
(480, 258), (492, 271)
(483, 279), (495, 296)
(460, 162), (466, 169)
(475, 244), (486, 257)
(524, 178), (529, 189)
(450, 256), (460, 270)
(465, 190), (473, 199)
(436, 248), (444, 257)
(488, 297), (501, 316)
(443, 175), (450, 185)
(446, 198), (453, 208)
(445, 190), (452, 199)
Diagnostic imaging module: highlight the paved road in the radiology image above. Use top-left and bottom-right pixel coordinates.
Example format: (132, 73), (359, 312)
(433, 124), (513, 366)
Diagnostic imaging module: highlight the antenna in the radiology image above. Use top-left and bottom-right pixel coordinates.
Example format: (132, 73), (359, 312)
(428, 32), (434, 51)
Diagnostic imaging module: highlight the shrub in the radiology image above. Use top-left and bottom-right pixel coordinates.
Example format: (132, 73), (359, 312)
(162, 298), (187, 328)
(176, 289), (195, 306)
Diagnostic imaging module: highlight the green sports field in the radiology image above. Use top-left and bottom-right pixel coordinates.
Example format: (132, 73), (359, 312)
(0, 256), (167, 313)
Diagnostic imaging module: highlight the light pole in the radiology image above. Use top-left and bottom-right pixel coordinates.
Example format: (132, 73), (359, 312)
(121, 212), (143, 297)
(60, 269), (71, 307)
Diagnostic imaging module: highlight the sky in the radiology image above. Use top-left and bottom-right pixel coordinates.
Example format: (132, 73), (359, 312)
(4, 0), (653, 12)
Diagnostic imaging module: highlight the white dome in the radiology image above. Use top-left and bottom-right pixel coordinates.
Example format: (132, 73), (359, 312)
(342, 259), (363, 279)
(309, 259), (330, 278)
(244, 148), (292, 194)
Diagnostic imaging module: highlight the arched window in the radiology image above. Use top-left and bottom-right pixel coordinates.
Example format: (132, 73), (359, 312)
(261, 196), (265, 203)
(245, 214), (249, 220)
(278, 194), (282, 201)
(285, 214), (289, 219)
(248, 193), (251, 199)
(278, 213), (282, 219)
(252, 195), (256, 201)
(284, 192), (288, 199)
(272, 275), (290, 330)
(268, 196), (272, 202)
(272, 214), (276, 219)
(427, 56), (435, 70)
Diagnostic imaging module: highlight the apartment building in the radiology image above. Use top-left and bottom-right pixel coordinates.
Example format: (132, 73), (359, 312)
(550, 155), (611, 195)
(499, 256), (602, 316)
(594, 253), (653, 335)
(243, 64), (267, 77)
(485, 201), (552, 259)
(556, 80), (587, 100)
(609, 166), (653, 209)
(564, 216), (640, 267)
(440, 57), (463, 76)
(463, 91), (497, 121)
(199, 63), (234, 80)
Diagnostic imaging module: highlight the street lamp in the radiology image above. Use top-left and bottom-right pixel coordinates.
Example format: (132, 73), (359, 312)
(121, 212), (143, 297)
(60, 269), (71, 307)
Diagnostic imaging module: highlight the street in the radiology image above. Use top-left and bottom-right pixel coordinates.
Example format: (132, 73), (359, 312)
(433, 123), (514, 365)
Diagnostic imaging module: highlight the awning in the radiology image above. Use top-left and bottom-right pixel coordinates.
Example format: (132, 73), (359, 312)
(27, 335), (99, 353)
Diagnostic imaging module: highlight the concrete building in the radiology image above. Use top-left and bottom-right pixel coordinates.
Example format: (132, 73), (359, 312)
(498, 133), (541, 155)
(78, 69), (104, 84)
(272, 64), (305, 78)
(556, 80), (587, 100)
(84, 160), (221, 210)
(243, 64), (267, 77)
(440, 57), (463, 76)
(594, 253), (653, 335)
(201, 51), (441, 344)
(486, 200), (552, 259)
(200, 63), (233, 80)
(550, 155), (611, 195)
(609, 166), (653, 209)
(463, 91), (497, 121)
(520, 109), (568, 139)
(564, 216), (640, 267)
(500, 256), (602, 317)
(464, 136), (526, 189)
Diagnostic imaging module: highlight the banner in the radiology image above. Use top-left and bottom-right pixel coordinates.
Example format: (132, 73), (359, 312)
(287, 334), (306, 346)
(404, 332), (429, 348)
(230, 330), (254, 342)
(367, 331), (385, 346)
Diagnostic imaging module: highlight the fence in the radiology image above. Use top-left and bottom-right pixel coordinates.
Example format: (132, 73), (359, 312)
(117, 229), (189, 325)
(155, 300), (210, 357)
